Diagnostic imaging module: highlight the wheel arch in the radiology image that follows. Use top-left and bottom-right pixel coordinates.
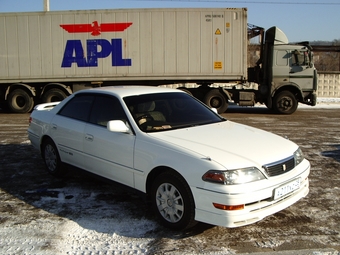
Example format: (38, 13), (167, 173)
(5, 83), (36, 99)
(147, 165), (197, 230)
(41, 83), (72, 97)
(40, 135), (54, 155)
(271, 83), (303, 102)
(145, 166), (186, 197)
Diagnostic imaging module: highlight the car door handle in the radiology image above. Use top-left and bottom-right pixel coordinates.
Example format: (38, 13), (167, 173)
(52, 124), (57, 130)
(85, 134), (94, 142)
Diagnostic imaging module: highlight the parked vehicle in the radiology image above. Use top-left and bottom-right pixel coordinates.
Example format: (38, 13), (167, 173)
(28, 86), (310, 230)
(0, 8), (317, 114)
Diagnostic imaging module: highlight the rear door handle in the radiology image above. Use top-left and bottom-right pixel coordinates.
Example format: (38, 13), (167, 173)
(85, 134), (94, 142)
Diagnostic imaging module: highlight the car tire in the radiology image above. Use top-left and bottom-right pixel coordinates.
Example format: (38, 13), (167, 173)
(151, 170), (197, 230)
(41, 138), (65, 177)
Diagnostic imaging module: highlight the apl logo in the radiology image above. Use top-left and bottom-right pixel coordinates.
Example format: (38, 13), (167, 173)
(60, 21), (132, 68)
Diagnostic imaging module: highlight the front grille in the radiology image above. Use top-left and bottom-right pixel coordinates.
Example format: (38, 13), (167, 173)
(263, 156), (295, 177)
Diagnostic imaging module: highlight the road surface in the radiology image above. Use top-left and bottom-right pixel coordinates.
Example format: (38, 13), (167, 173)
(0, 107), (339, 254)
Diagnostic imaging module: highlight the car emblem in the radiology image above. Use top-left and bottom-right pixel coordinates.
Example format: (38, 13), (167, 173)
(282, 164), (287, 171)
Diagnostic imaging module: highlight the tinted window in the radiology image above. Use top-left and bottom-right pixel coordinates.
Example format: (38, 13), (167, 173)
(58, 95), (94, 121)
(89, 96), (127, 127)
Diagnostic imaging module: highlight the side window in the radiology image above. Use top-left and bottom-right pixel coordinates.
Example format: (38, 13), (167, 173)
(292, 50), (309, 66)
(89, 96), (127, 127)
(58, 95), (94, 121)
(276, 50), (289, 66)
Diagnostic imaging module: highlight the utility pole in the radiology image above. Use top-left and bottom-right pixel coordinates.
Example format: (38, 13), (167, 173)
(44, 0), (50, 11)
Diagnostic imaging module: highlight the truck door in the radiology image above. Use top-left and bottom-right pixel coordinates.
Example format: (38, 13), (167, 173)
(271, 49), (290, 88)
(289, 49), (314, 90)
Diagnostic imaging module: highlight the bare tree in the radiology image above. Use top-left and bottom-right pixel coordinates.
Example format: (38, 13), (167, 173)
(314, 40), (340, 71)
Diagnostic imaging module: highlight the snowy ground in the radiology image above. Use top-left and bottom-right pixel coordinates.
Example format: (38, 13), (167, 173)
(243, 97), (340, 109)
(1, 99), (340, 254)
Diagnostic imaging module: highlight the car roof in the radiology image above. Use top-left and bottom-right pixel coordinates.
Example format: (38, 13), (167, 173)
(75, 86), (183, 98)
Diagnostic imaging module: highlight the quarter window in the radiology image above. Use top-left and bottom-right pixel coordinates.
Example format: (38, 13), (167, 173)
(276, 50), (288, 66)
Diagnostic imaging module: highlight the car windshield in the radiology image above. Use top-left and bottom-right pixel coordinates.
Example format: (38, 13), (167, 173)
(124, 92), (226, 132)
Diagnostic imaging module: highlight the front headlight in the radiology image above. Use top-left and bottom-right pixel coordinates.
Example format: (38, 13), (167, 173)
(202, 167), (266, 185)
(294, 147), (304, 166)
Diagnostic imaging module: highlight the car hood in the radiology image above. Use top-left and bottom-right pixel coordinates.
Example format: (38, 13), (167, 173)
(148, 120), (297, 169)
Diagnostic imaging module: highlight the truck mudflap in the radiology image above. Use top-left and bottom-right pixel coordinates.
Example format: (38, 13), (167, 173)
(302, 92), (317, 106)
(311, 92), (317, 106)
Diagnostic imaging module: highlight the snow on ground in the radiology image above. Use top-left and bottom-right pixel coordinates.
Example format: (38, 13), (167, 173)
(238, 97), (340, 109)
(300, 97), (340, 108)
(1, 185), (158, 254)
(1, 99), (340, 255)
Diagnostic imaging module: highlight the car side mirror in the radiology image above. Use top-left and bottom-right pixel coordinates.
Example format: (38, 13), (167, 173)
(107, 120), (130, 133)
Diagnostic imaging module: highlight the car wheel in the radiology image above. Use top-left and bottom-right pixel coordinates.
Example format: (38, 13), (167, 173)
(151, 170), (197, 230)
(42, 138), (65, 177)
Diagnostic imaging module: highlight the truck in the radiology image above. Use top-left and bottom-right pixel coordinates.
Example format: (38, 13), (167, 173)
(0, 8), (317, 114)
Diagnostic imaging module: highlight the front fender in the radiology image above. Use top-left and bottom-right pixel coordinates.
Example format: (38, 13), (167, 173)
(271, 82), (303, 100)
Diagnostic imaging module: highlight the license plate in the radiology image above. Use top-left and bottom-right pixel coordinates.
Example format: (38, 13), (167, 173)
(274, 178), (301, 200)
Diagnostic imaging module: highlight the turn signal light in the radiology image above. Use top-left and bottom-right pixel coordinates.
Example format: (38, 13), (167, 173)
(213, 203), (244, 211)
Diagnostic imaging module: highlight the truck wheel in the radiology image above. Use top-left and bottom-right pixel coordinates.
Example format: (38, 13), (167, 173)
(204, 89), (228, 113)
(8, 89), (34, 113)
(42, 88), (67, 103)
(41, 138), (65, 177)
(273, 91), (298, 114)
(151, 170), (197, 230)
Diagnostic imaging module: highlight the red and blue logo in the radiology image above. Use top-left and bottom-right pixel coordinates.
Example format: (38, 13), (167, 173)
(60, 21), (132, 68)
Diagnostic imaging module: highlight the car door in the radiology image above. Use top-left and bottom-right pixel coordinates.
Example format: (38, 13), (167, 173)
(50, 94), (94, 169)
(83, 95), (136, 187)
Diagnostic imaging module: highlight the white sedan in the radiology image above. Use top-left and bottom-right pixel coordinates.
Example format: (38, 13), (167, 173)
(28, 86), (310, 230)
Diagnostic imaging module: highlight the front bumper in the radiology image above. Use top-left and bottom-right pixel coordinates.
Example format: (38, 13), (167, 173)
(192, 161), (310, 228)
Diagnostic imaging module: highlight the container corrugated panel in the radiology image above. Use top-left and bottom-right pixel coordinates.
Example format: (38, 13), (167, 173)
(0, 8), (247, 83)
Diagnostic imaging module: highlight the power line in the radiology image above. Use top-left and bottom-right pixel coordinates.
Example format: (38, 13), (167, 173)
(123, 0), (340, 5)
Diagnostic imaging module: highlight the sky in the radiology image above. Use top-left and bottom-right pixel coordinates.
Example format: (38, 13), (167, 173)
(0, 0), (339, 42)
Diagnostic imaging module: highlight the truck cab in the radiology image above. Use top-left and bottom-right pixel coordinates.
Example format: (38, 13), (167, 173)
(260, 27), (317, 114)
